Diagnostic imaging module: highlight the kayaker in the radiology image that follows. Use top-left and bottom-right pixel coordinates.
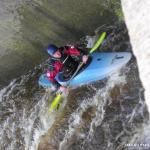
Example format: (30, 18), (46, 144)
(46, 44), (89, 92)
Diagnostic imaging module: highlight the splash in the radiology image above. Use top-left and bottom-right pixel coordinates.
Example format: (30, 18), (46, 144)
(59, 71), (126, 150)
(0, 68), (57, 150)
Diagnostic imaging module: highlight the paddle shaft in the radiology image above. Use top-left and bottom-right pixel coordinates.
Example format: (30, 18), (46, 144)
(50, 32), (106, 110)
(68, 32), (107, 83)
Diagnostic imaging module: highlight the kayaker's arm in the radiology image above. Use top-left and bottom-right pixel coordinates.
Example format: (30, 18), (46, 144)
(46, 59), (67, 92)
(62, 46), (89, 63)
(46, 72), (66, 92)
(46, 71), (60, 90)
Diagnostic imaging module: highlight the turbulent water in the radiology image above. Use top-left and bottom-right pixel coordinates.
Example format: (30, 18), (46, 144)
(0, 23), (149, 150)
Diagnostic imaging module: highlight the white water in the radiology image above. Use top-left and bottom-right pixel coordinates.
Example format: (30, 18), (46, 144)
(0, 25), (141, 149)
(59, 71), (126, 150)
(0, 71), (58, 150)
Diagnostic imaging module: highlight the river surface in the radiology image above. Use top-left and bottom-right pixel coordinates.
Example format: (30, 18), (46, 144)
(0, 23), (149, 150)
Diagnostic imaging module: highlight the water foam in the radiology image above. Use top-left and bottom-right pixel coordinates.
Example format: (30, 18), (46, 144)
(59, 71), (127, 150)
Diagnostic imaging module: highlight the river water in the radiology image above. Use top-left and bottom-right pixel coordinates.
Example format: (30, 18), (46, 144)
(0, 23), (149, 150)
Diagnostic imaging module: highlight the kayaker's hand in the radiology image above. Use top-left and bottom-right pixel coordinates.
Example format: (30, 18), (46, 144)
(82, 55), (89, 64)
(59, 86), (68, 93)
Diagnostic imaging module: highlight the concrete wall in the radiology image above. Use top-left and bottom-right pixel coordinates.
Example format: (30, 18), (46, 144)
(121, 0), (150, 112)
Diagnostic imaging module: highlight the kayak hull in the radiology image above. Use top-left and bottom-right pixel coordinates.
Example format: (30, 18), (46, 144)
(38, 52), (132, 88)
(39, 74), (53, 88)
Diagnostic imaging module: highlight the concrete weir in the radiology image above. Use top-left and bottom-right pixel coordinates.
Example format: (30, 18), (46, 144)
(121, 0), (150, 112)
(121, 0), (150, 146)
(0, 0), (121, 88)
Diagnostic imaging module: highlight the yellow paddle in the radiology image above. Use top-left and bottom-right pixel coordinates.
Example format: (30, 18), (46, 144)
(49, 32), (106, 111)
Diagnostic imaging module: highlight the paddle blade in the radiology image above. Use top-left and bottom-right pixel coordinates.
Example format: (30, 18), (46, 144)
(49, 93), (62, 110)
(90, 32), (106, 54)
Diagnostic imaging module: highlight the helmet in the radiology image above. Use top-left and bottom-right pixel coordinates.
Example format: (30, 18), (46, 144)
(47, 44), (58, 55)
